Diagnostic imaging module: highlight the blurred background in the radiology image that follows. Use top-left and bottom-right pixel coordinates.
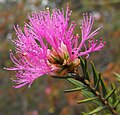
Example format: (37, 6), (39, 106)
(0, 0), (120, 115)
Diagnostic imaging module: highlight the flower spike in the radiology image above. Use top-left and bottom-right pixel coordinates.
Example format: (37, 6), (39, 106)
(6, 6), (105, 88)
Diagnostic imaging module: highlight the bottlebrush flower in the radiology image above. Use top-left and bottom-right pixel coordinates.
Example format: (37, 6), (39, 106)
(5, 5), (105, 88)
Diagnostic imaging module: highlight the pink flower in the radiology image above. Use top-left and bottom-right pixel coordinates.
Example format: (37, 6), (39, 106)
(5, 5), (105, 88)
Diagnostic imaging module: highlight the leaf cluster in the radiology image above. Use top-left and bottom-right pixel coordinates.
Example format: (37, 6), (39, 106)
(64, 58), (120, 114)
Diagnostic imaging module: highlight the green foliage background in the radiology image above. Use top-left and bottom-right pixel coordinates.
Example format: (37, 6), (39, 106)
(0, 0), (120, 114)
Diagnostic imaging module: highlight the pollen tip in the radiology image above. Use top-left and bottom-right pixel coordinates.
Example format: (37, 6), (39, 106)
(76, 34), (79, 38)
(12, 86), (15, 88)
(104, 42), (106, 45)
(23, 52), (27, 56)
(46, 7), (49, 11)
(13, 25), (15, 28)
(10, 78), (14, 81)
(100, 25), (103, 28)
(100, 38), (102, 41)
(67, 3), (69, 7)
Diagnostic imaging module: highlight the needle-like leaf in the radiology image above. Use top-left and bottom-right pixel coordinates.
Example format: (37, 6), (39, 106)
(64, 87), (85, 93)
(101, 77), (107, 97)
(105, 88), (116, 100)
(77, 97), (98, 104)
(80, 57), (85, 73)
(87, 106), (106, 115)
(113, 99), (120, 108)
(111, 83), (117, 104)
(113, 72), (120, 82)
(67, 78), (84, 87)
(95, 73), (101, 91)
(91, 61), (98, 87)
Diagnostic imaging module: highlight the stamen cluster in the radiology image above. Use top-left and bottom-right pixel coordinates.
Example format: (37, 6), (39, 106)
(5, 5), (105, 88)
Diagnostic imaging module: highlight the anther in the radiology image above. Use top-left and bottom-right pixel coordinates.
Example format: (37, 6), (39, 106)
(46, 7), (49, 12)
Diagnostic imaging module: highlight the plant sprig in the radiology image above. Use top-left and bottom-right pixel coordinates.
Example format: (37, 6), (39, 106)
(63, 58), (120, 114)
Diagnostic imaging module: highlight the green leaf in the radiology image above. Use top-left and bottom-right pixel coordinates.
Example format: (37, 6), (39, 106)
(91, 61), (98, 86)
(113, 99), (120, 108)
(86, 71), (90, 81)
(95, 73), (101, 91)
(80, 89), (102, 106)
(80, 57), (85, 73)
(113, 72), (120, 82)
(84, 59), (87, 76)
(77, 97), (98, 104)
(64, 87), (85, 93)
(113, 72), (120, 78)
(101, 77), (107, 97)
(111, 83), (117, 104)
(105, 88), (116, 100)
(66, 78), (102, 105)
(80, 58), (90, 81)
(85, 60), (90, 81)
(87, 106), (106, 115)
(67, 78), (84, 87)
